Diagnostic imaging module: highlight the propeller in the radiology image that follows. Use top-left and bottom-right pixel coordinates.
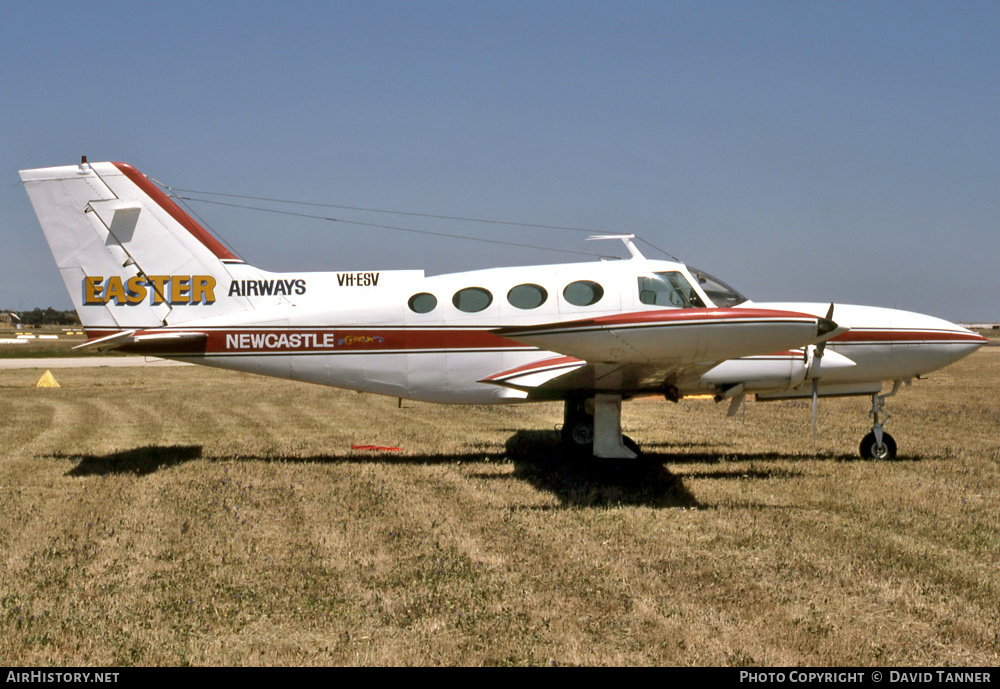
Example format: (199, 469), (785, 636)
(811, 303), (835, 453)
(816, 317), (838, 345)
(815, 302), (836, 357)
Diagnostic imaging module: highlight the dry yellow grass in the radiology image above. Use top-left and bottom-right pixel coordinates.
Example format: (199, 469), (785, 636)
(0, 328), (89, 358)
(0, 348), (998, 666)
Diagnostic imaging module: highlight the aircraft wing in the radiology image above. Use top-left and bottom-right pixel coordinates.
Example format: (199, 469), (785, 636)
(494, 308), (838, 364)
(485, 307), (842, 398)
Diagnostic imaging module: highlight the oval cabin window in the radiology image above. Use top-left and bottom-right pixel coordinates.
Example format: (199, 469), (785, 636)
(507, 283), (548, 310)
(563, 280), (604, 307)
(408, 292), (438, 314)
(452, 287), (493, 313)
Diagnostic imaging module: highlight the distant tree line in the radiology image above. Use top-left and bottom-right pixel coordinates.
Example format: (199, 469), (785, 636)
(6, 308), (80, 326)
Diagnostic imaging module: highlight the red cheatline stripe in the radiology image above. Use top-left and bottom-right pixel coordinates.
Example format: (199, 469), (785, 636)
(112, 162), (243, 263)
(832, 330), (987, 343)
(481, 355), (583, 382)
(495, 308), (817, 336)
(82, 327), (524, 353)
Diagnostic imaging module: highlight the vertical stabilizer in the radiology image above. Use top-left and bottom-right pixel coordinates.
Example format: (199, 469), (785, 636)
(20, 161), (260, 330)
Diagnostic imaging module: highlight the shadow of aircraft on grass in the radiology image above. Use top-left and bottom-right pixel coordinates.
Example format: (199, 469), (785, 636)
(61, 445), (203, 477)
(501, 430), (701, 508)
(52, 432), (700, 508)
(54, 430), (916, 507)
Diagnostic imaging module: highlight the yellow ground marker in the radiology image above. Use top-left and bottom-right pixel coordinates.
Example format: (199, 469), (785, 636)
(36, 370), (60, 388)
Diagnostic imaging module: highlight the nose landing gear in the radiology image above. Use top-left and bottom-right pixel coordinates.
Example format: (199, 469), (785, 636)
(859, 380), (906, 460)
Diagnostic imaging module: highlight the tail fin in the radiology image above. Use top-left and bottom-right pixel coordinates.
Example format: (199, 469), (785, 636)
(20, 160), (257, 331)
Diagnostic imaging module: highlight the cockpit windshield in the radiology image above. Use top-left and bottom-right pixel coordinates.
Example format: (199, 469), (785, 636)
(637, 271), (706, 308)
(689, 268), (748, 308)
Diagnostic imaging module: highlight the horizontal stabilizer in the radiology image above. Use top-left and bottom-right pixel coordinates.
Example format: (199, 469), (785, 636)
(74, 329), (137, 351)
(75, 330), (207, 355)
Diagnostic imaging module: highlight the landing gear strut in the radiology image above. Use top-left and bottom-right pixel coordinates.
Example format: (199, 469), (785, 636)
(859, 381), (904, 460)
(561, 396), (640, 459)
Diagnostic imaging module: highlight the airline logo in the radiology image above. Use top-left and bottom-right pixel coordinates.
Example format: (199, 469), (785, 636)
(83, 275), (216, 305)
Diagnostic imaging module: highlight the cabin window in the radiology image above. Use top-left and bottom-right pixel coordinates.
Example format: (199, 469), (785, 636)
(453, 287), (493, 313)
(507, 283), (548, 310)
(563, 280), (604, 307)
(408, 292), (438, 314)
(637, 272), (705, 308)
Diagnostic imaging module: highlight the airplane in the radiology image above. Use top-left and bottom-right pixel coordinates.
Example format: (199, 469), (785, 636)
(19, 159), (988, 460)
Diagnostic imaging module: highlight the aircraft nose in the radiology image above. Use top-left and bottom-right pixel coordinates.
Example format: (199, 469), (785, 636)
(886, 309), (989, 372)
(919, 313), (988, 344)
(816, 304), (988, 380)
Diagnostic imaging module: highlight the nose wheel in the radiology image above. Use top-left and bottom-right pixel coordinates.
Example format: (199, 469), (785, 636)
(859, 382), (903, 460)
(859, 430), (897, 460)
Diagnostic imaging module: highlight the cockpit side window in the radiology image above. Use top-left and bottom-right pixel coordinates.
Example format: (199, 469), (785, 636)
(637, 272), (705, 308)
(689, 268), (748, 308)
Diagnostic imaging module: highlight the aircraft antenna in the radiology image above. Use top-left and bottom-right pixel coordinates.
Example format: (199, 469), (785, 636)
(586, 234), (645, 260)
(158, 184), (605, 235)
(160, 190), (616, 260)
(151, 179), (675, 262)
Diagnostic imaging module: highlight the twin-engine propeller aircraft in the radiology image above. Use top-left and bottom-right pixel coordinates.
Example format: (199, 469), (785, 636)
(20, 160), (987, 460)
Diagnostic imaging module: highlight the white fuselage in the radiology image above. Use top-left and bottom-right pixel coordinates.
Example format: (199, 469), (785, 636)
(90, 259), (984, 404)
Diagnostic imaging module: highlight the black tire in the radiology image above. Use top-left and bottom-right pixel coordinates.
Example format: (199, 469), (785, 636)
(561, 417), (594, 454)
(859, 431), (897, 460)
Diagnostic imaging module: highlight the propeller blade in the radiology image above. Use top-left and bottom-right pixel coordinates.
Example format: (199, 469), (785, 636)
(816, 303), (835, 357)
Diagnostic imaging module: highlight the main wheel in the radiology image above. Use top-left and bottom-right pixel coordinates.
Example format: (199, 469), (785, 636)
(561, 417), (595, 454)
(859, 431), (897, 460)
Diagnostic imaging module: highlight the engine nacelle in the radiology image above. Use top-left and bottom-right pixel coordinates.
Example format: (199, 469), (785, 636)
(697, 348), (856, 394)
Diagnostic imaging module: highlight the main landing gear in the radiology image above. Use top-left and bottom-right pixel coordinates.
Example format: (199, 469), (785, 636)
(562, 396), (641, 459)
(858, 380), (905, 460)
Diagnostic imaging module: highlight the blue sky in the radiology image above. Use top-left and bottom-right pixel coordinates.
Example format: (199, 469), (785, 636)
(3, 1), (998, 321)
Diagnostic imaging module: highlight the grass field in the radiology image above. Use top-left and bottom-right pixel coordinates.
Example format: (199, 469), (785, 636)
(1, 347), (998, 666)
(0, 328), (91, 358)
